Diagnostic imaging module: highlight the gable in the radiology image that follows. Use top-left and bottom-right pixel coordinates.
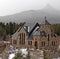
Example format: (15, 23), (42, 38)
(18, 27), (27, 34)
(12, 27), (27, 40)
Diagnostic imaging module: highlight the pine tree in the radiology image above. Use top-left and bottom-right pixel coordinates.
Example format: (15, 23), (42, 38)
(13, 53), (22, 59)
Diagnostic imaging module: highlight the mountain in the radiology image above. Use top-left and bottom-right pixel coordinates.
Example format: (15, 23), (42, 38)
(0, 4), (60, 24)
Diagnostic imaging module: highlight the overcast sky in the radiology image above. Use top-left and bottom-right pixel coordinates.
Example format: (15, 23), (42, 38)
(0, 0), (60, 16)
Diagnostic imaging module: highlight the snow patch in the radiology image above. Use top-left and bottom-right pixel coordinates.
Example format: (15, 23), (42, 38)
(0, 57), (2, 59)
(20, 48), (28, 57)
(8, 53), (15, 59)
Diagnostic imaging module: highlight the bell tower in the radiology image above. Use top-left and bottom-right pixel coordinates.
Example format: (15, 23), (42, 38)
(44, 16), (51, 34)
(41, 16), (51, 35)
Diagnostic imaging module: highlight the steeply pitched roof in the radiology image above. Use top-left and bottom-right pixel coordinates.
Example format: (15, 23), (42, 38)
(32, 28), (46, 37)
(29, 23), (40, 36)
(12, 26), (28, 40)
(12, 27), (21, 40)
(45, 16), (50, 25)
(32, 29), (40, 36)
(51, 33), (57, 37)
(45, 19), (50, 25)
(24, 23), (36, 31)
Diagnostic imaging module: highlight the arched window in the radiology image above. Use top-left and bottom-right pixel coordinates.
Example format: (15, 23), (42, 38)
(13, 40), (17, 44)
(52, 41), (56, 46)
(41, 41), (45, 47)
(20, 33), (21, 44)
(28, 41), (32, 45)
(23, 33), (25, 44)
(20, 33), (25, 45)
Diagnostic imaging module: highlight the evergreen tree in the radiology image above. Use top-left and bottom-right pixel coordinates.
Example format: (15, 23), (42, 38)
(13, 53), (22, 59)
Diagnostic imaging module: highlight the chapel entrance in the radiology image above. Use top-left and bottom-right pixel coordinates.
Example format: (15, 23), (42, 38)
(34, 41), (38, 49)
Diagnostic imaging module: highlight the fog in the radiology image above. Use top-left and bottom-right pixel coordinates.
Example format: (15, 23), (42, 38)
(0, 0), (60, 16)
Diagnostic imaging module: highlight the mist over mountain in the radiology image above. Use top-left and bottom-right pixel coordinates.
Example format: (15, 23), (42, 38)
(0, 4), (60, 24)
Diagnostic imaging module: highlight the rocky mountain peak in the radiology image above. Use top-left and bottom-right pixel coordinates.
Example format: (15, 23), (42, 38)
(43, 4), (55, 11)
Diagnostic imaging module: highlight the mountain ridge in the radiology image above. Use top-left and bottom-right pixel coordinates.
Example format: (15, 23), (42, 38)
(0, 5), (60, 24)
